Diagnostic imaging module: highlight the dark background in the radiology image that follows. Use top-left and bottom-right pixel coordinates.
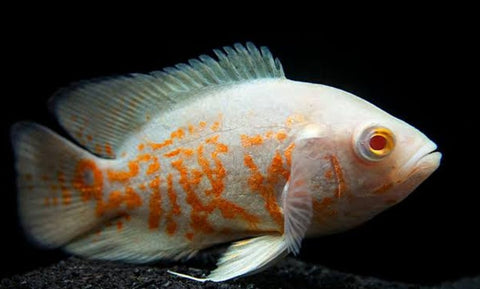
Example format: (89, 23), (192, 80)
(1, 13), (477, 285)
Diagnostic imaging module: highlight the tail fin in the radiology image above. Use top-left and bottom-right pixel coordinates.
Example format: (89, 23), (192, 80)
(11, 122), (105, 248)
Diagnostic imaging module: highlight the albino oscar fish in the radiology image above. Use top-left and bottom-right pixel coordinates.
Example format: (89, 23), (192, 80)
(11, 43), (441, 282)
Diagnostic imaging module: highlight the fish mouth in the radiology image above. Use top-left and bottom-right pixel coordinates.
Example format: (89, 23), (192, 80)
(399, 141), (442, 181)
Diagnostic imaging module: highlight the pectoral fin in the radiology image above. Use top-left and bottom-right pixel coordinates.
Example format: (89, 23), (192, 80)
(283, 123), (333, 254)
(168, 235), (288, 282)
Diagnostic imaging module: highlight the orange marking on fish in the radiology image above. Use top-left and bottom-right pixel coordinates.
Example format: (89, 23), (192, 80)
(174, 155), (258, 232)
(267, 150), (290, 184)
(137, 154), (151, 162)
(324, 169), (333, 180)
(94, 144), (102, 154)
(147, 156), (160, 175)
(58, 171), (71, 205)
(188, 124), (195, 134)
(241, 134), (264, 147)
(284, 143), (295, 167)
(164, 148), (182, 158)
(205, 135), (219, 144)
(328, 155), (347, 198)
(138, 143), (145, 151)
(211, 121), (221, 131)
(170, 128), (185, 140)
(87, 134), (93, 142)
(107, 161), (139, 182)
(199, 121), (207, 129)
(148, 176), (162, 229)
(197, 144), (226, 197)
(373, 183), (393, 195)
(185, 232), (194, 241)
(265, 131), (274, 139)
(204, 136), (229, 196)
(210, 198), (259, 225)
(276, 131), (288, 142)
(206, 135), (229, 152)
(166, 173), (180, 235)
(62, 189), (72, 205)
(105, 191), (123, 210)
(96, 188), (142, 217)
(286, 114), (306, 127)
(117, 220), (123, 231)
(293, 179), (306, 187)
(243, 154), (283, 227)
(182, 148), (194, 157)
(166, 220), (177, 236)
(72, 159), (103, 204)
(139, 183), (147, 191)
(171, 158), (214, 233)
(149, 139), (173, 150)
(105, 143), (113, 157)
(125, 187), (143, 209)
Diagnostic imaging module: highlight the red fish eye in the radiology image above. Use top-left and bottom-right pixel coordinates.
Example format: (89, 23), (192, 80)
(369, 134), (387, 151)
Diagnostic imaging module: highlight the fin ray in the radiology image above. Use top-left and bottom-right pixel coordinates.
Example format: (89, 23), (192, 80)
(169, 235), (287, 282)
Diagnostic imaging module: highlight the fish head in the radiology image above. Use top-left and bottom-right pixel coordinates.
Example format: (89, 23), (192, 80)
(305, 86), (442, 234)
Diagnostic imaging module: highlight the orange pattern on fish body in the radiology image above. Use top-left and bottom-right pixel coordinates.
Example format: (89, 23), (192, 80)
(328, 155), (347, 198)
(148, 176), (162, 229)
(44, 116), (293, 242)
(107, 161), (139, 182)
(57, 171), (71, 205)
(241, 134), (264, 147)
(146, 156), (160, 175)
(243, 154), (284, 227)
(166, 173), (180, 235)
(72, 159), (103, 203)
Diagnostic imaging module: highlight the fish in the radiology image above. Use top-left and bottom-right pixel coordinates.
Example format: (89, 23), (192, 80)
(11, 42), (442, 282)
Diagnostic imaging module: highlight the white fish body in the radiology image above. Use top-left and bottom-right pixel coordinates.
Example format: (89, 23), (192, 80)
(11, 43), (441, 282)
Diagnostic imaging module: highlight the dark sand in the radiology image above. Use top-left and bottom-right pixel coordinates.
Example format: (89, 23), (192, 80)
(2, 254), (479, 289)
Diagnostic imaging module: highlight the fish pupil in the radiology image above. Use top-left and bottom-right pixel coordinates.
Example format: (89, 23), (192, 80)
(369, 135), (387, 151)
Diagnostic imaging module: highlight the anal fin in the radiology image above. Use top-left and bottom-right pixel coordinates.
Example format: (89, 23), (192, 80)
(168, 235), (287, 282)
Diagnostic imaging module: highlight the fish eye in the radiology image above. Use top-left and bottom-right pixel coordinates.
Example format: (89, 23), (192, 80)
(355, 126), (395, 162)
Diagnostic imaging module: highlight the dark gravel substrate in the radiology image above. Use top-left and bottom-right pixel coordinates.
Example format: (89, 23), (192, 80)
(2, 255), (479, 289)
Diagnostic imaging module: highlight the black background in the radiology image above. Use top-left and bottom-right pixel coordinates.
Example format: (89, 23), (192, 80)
(1, 11), (477, 285)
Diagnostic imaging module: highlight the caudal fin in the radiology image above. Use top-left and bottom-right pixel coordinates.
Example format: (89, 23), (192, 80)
(11, 122), (105, 248)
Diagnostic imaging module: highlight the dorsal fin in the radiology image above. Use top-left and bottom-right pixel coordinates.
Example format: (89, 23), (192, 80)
(50, 42), (285, 158)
